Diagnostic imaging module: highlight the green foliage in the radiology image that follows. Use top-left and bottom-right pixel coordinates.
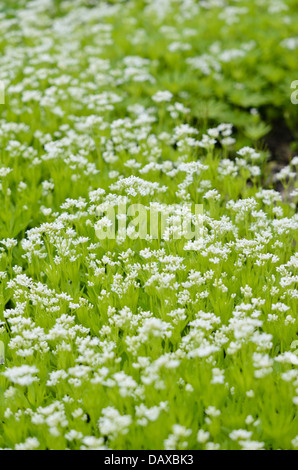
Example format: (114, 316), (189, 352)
(0, 0), (297, 451)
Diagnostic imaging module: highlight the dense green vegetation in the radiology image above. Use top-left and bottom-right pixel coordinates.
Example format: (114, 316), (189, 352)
(0, 0), (297, 450)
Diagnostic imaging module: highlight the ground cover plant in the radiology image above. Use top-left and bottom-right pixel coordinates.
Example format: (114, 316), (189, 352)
(0, 0), (297, 450)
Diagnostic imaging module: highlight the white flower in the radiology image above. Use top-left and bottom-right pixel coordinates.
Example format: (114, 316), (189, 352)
(152, 91), (173, 102)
